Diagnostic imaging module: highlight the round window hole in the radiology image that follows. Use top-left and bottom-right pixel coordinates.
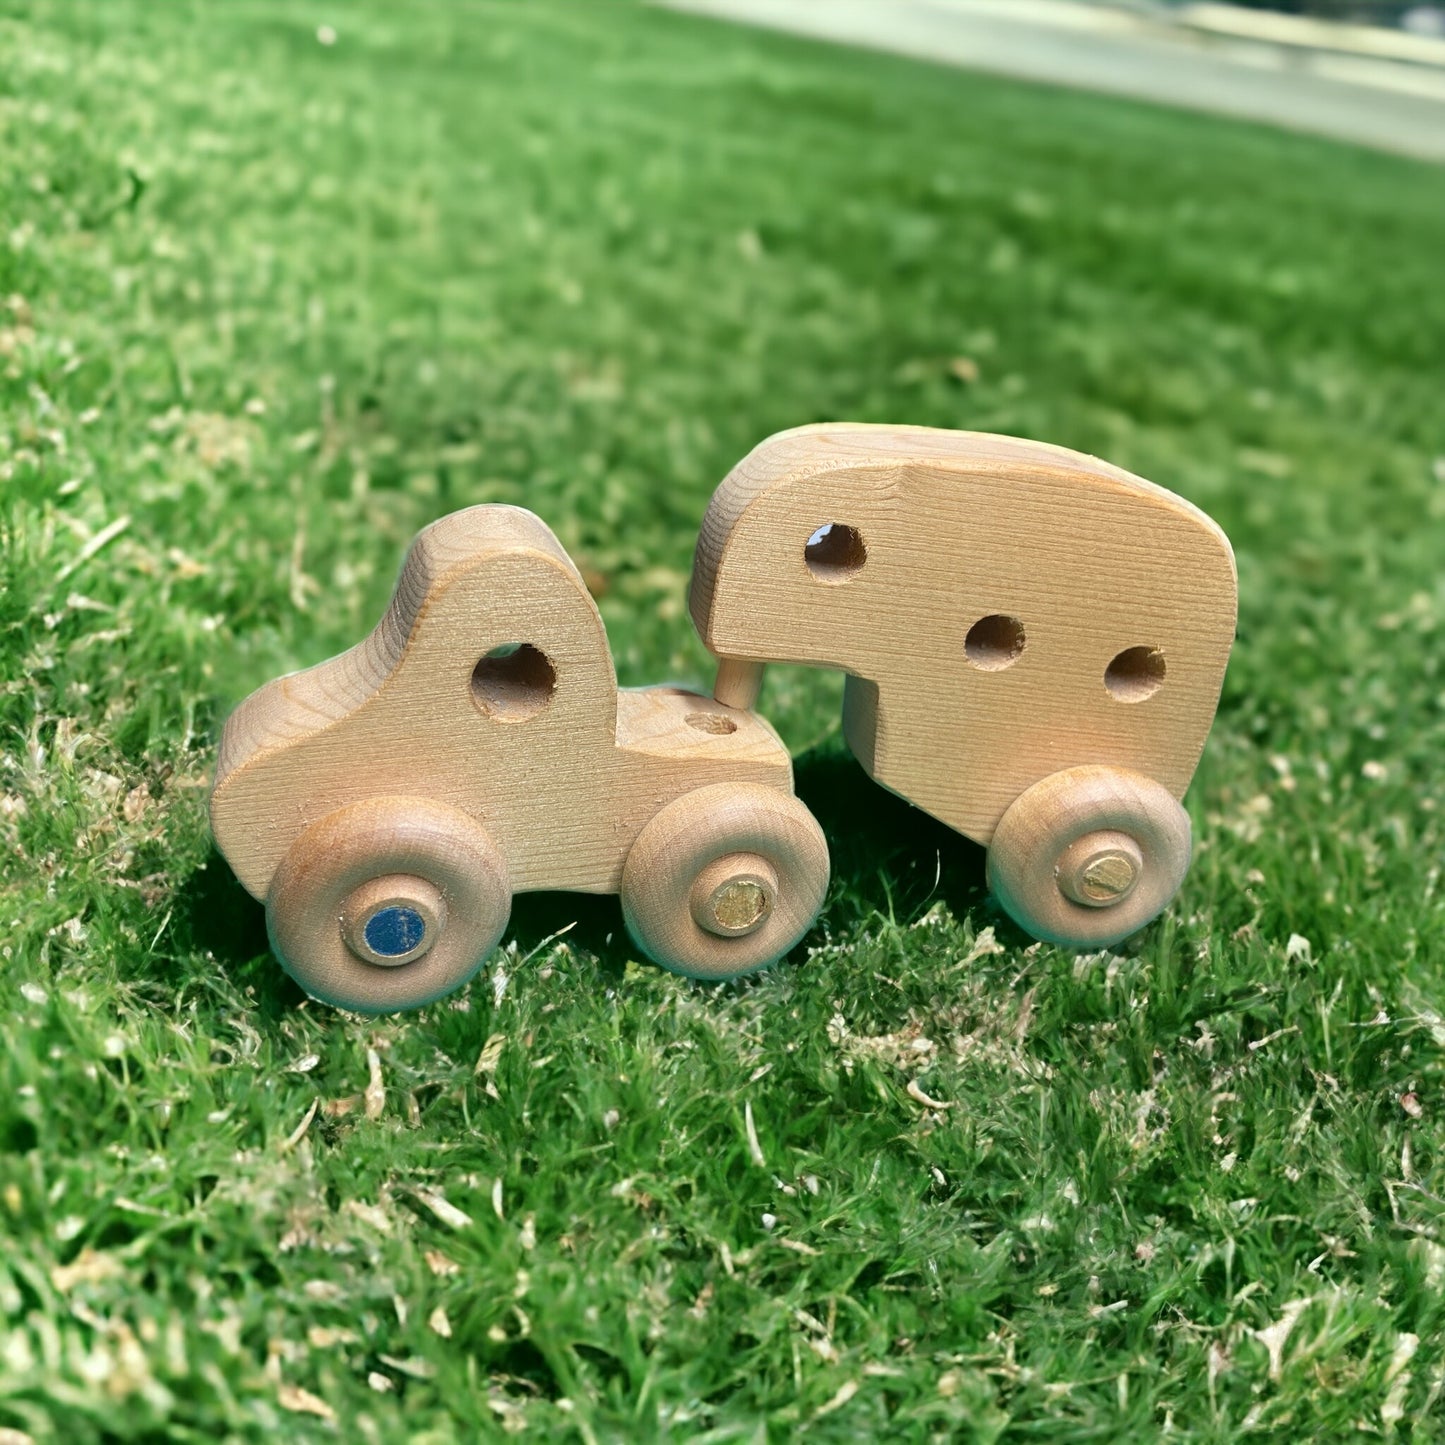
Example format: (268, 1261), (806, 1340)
(1105, 646), (1165, 703)
(686, 711), (738, 735)
(804, 522), (866, 582)
(964, 614), (1026, 671)
(471, 643), (556, 720)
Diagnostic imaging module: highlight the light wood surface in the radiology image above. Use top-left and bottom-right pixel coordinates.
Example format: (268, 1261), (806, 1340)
(212, 504), (826, 1006)
(713, 656), (767, 712)
(691, 423), (1237, 848)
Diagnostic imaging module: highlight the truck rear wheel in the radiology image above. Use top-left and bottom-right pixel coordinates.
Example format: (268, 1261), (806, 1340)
(621, 783), (829, 980)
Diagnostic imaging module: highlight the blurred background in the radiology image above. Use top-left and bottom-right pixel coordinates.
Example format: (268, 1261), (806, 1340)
(665, 0), (1445, 161)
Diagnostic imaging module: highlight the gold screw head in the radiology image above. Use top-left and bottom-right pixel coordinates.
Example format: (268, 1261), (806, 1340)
(689, 853), (780, 939)
(708, 878), (772, 934)
(1055, 831), (1145, 909)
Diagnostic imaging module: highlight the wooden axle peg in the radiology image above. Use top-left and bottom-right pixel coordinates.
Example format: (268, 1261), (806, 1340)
(340, 875), (448, 966)
(714, 657), (766, 711)
(689, 853), (779, 938)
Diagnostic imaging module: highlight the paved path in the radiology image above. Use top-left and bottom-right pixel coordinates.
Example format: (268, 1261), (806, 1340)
(657, 0), (1445, 162)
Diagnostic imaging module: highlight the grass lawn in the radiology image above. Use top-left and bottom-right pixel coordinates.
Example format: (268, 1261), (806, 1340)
(3, 0), (1445, 1438)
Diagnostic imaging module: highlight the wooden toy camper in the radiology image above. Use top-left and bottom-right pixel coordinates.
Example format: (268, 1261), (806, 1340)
(690, 424), (1236, 950)
(210, 505), (829, 1011)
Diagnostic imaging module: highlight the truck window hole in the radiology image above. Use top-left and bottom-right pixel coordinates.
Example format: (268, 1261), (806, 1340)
(472, 643), (556, 720)
(965, 614), (1026, 671)
(1105, 646), (1165, 702)
(805, 523), (866, 582)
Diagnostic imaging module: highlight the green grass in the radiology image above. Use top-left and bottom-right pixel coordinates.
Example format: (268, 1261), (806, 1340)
(2, 0), (1444, 1438)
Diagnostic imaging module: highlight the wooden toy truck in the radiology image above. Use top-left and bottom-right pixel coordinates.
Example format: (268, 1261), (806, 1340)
(690, 424), (1236, 949)
(210, 505), (828, 1011)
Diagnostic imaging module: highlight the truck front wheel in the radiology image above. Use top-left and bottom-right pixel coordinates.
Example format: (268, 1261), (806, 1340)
(266, 796), (511, 1012)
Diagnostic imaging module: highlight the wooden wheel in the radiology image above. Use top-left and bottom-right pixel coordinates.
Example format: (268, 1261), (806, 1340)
(986, 766), (1191, 949)
(621, 783), (829, 981)
(266, 796), (510, 1012)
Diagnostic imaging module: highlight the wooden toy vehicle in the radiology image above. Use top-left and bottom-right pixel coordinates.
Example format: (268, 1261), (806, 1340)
(690, 424), (1236, 950)
(211, 506), (829, 1011)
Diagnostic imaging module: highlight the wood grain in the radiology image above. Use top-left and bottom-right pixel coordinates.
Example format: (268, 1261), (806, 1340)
(214, 505), (800, 900)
